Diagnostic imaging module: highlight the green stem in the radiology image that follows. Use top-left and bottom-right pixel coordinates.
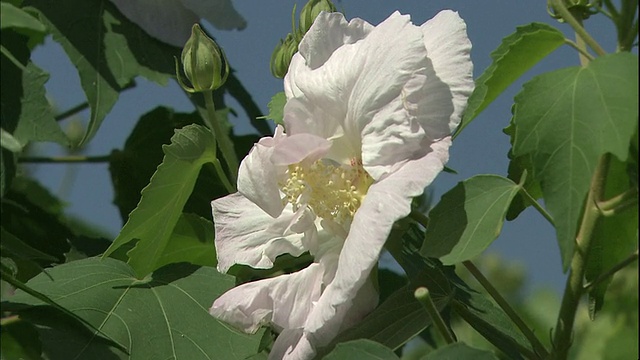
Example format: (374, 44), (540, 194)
(1, 45), (27, 71)
(55, 102), (90, 122)
(519, 186), (555, 226)
(463, 260), (549, 358)
(203, 90), (238, 187)
(551, 0), (607, 56)
(597, 187), (638, 216)
(18, 155), (111, 163)
(563, 39), (595, 61)
(212, 159), (235, 194)
(584, 249), (639, 291)
(409, 210), (430, 228)
(551, 154), (611, 359)
(414, 287), (455, 344)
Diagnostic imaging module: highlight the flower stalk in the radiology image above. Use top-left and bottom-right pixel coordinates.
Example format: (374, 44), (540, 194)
(551, 154), (611, 359)
(414, 287), (455, 344)
(203, 90), (238, 187)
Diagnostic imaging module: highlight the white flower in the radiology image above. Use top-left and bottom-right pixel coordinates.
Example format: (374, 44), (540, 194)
(110, 0), (246, 46)
(210, 10), (473, 360)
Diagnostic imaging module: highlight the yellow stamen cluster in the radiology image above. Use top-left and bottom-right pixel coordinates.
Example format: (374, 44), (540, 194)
(280, 159), (373, 224)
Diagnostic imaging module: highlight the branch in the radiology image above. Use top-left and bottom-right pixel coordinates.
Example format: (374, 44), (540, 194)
(584, 249), (639, 291)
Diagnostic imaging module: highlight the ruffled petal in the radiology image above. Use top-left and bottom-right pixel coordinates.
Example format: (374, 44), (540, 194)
(212, 192), (313, 273)
(210, 263), (324, 333)
(180, 0), (246, 31)
(303, 137), (452, 345)
(110, 0), (198, 46)
(238, 126), (286, 218)
(421, 10), (474, 135)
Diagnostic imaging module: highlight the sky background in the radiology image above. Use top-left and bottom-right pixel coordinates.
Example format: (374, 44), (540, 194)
(29, 1), (618, 293)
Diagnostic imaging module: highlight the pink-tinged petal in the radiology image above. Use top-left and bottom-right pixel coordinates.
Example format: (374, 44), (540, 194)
(271, 133), (332, 166)
(210, 263), (324, 333)
(110, 0), (198, 46)
(303, 137), (452, 345)
(212, 192), (313, 273)
(277, 332), (316, 360)
(180, 0), (246, 31)
(238, 126), (286, 218)
(420, 10), (474, 135)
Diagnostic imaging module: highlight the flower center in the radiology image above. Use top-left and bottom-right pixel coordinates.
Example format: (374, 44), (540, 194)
(280, 158), (373, 224)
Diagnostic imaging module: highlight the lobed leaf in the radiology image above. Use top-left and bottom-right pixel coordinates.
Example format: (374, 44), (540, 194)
(456, 23), (565, 136)
(323, 340), (399, 360)
(423, 342), (499, 359)
(265, 91), (286, 126)
(512, 53), (639, 269)
(420, 175), (521, 265)
(25, 0), (180, 145)
(4, 257), (263, 359)
(103, 124), (217, 278)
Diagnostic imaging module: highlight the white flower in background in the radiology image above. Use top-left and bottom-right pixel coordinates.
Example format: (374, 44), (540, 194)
(210, 9), (473, 360)
(110, 0), (246, 47)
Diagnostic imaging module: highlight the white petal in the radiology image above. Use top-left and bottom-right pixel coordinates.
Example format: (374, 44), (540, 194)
(110, 0), (198, 46)
(286, 11), (435, 179)
(420, 10), (474, 135)
(210, 263), (324, 333)
(237, 126), (286, 218)
(296, 12), (373, 70)
(271, 133), (331, 166)
(303, 138), (452, 345)
(212, 193), (313, 273)
(180, 0), (246, 30)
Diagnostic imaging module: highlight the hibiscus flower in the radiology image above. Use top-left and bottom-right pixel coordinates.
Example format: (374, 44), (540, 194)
(210, 9), (473, 359)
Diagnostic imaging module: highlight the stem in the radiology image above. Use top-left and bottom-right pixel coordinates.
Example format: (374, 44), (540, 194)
(519, 186), (555, 226)
(597, 187), (638, 216)
(463, 260), (550, 358)
(203, 90), (238, 187)
(584, 250), (639, 291)
(1, 45), (27, 71)
(409, 210), (430, 228)
(54, 102), (89, 122)
(212, 159), (235, 194)
(18, 155), (111, 163)
(563, 39), (595, 61)
(414, 287), (455, 344)
(551, 0), (607, 56)
(551, 154), (610, 359)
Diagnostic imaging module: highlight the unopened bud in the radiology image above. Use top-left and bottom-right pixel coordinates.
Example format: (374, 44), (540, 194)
(299, 0), (336, 36)
(270, 33), (298, 79)
(177, 24), (229, 93)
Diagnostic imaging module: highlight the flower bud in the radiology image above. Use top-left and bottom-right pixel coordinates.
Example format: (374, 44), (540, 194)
(177, 24), (229, 93)
(299, 0), (336, 36)
(270, 33), (298, 79)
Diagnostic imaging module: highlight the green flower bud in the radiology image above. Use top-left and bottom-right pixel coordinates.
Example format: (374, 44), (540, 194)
(177, 24), (229, 93)
(299, 0), (336, 36)
(270, 33), (298, 79)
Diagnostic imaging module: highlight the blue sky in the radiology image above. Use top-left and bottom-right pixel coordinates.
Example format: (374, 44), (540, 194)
(30, 1), (617, 292)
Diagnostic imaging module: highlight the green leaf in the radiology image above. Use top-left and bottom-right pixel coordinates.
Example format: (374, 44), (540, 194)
(0, 2), (45, 32)
(156, 213), (217, 269)
(0, 318), (43, 360)
(1, 227), (58, 263)
(5, 257), (263, 359)
(1, 149), (17, 197)
(0, 32), (69, 147)
(103, 124), (217, 277)
(265, 92), (286, 126)
(452, 287), (533, 359)
(423, 342), (499, 360)
(109, 107), (250, 221)
(323, 340), (399, 360)
(420, 175), (521, 265)
(25, 0), (181, 145)
(585, 156), (638, 319)
(512, 53), (639, 269)
(456, 23), (565, 136)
